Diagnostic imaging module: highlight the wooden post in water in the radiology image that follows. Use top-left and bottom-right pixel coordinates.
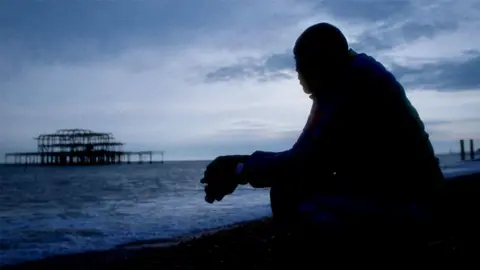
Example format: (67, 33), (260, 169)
(470, 139), (475, 160)
(460, 139), (466, 161)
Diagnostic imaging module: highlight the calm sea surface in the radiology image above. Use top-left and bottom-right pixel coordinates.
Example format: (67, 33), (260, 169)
(0, 154), (470, 265)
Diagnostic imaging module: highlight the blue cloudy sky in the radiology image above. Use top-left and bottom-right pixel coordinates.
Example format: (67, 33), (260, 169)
(1, 0), (479, 160)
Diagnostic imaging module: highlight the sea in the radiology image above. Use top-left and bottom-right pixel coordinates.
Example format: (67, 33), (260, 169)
(0, 153), (473, 266)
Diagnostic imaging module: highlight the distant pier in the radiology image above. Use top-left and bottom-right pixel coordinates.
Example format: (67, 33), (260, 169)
(459, 139), (477, 161)
(4, 129), (164, 166)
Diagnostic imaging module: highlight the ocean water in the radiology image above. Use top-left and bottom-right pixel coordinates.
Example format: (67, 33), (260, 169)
(0, 154), (470, 266)
(0, 161), (271, 266)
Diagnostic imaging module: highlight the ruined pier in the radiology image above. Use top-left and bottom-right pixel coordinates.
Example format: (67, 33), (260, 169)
(4, 129), (163, 166)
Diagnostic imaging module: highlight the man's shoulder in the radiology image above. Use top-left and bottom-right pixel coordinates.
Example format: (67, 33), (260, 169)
(345, 51), (405, 98)
(349, 51), (391, 80)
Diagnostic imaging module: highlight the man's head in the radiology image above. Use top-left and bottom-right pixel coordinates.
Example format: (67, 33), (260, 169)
(293, 23), (350, 95)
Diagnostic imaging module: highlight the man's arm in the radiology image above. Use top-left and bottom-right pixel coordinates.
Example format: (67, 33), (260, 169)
(238, 103), (341, 188)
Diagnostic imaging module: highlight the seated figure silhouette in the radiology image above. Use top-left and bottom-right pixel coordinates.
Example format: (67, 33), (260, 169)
(201, 22), (446, 264)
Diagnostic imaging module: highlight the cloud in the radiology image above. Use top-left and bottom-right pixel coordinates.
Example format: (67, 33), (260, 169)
(203, 0), (479, 89)
(392, 51), (480, 91)
(350, 19), (459, 53)
(425, 118), (480, 140)
(406, 89), (480, 144)
(0, 0), (248, 59)
(313, 0), (412, 22)
(1, 0), (480, 160)
(205, 51), (295, 82)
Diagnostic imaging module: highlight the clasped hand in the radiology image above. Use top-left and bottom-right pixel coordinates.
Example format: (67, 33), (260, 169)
(200, 155), (249, 203)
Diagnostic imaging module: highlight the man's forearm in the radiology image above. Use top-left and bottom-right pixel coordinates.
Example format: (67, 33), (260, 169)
(235, 151), (280, 187)
(240, 149), (299, 188)
(239, 145), (331, 188)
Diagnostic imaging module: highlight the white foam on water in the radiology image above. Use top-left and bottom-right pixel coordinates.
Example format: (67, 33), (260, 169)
(0, 188), (271, 266)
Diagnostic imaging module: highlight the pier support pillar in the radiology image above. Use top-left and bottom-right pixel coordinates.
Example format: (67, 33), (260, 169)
(460, 139), (466, 161)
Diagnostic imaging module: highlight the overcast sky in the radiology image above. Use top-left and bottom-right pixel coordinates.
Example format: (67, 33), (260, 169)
(1, 0), (479, 160)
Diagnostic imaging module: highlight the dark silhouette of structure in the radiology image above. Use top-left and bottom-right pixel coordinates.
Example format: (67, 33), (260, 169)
(160, 151), (165, 164)
(460, 139), (477, 161)
(4, 129), (162, 165)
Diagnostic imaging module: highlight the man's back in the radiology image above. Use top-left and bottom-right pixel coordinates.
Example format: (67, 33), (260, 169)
(322, 51), (445, 199)
(269, 52), (446, 245)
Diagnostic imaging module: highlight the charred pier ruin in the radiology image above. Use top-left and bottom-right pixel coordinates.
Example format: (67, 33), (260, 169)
(4, 129), (161, 166)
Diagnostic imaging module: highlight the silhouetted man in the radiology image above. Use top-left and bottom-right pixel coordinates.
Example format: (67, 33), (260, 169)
(201, 22), (446, 264)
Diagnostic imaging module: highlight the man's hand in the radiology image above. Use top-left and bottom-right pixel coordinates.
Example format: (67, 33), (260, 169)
(200, 155), (250, 203)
